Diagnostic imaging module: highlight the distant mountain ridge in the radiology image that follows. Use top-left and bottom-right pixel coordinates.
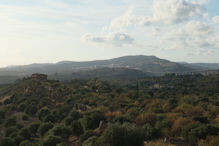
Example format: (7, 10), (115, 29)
(0, 55), (219, 84)
(0, 55), (194, 73)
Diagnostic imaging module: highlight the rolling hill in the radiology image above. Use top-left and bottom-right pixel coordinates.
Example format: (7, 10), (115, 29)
(0, 55), (219, 84)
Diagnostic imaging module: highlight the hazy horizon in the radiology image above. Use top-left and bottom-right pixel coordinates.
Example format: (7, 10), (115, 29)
(1, 54), (219, 68)
(1, 0), (219, 67)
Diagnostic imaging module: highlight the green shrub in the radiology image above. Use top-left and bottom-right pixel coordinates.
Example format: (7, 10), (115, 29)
(0, 110), (5, 124)
(64, 116), (74, 126)
(4, 117), (16, 128)
(19, 128), (31, 139)
(71, 120), (84, 137)
(16, 124), (24, 129)
(82, 136), (98, 146)
(38, 108), (50, 121)
(18, 103), (27, 112)
(193, 116), (209, 124)
(143, 124), (158, 140)
(69, 110), (82, 120)
(113, 116), (131, 124)
(0, 137), (16, 146)
(44, 114), (56, 123)
(14, 135), (25, 146)
(80, 130), (96, 142)
(42, 135), (62, 146)
(22, 115), (29, 121)
(57, 142), (68, 146)
(51, 125), (72, 139)
(19, 140), (34, 146)
(56, 105), (72, 120)
(4, 99), (12, 105)
(29, 122), (40, 135)
(99, 123), (144, 146)
(82, 111), (105, 130)
(38, 122), (54, 136)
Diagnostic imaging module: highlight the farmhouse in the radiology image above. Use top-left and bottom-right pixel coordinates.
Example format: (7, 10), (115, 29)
(31, 73), (47, 80)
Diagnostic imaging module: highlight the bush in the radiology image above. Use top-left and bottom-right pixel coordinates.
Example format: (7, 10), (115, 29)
(22, 115), (29, 121)
(18, 103), (27, 112)
(171, 117), (193, 135)
(113, 116), (131, 124)
(193, 116), (209, 124)
(198, 136), (219, 146)
(182, 124), (219, 139)
(42, 135), (62, 146)
(51, 125), (72, 139)
(4, 99), (12, 105)
(136, 112), (157, 126)
(9, 132), (17, 138)
(71, 120), (84, 137)
(181, 123), (200, 138)
(57, 142), (68, 146)
(19, 128), (31, 139)
(25, 105), (38, 116)
(38, 122), (54, 136)
(0, 137), (16, 146)
(99, 123), (144, 146)
(69, 110), (82, 120)
(44, 114), (56, 123)
(56, 105), (72, 121)
(38, 108), (50, 121)
(13, 135), (24, 146)
(82, 136), (98, 146)
(64, 116), (74, 126)
(143, 124), (158, 140)
(82, 111), (105, 130)
(5, 127), (18, 137)
(19, 140), (34, 146)
(16, 124), (24, 129)
(29, 122), (40, 135)
(0, 110), (5, 124)
(80, 130), (96, 142)
(4, 117), (16, 128)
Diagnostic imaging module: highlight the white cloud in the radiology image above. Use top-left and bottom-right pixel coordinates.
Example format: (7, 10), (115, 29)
(108, 0), (206, 30)
(197, 48), (214, 55)
(153, 20), (217, 51)
(210, 35), (219, 47)
(109, 8), (152, 29)
(153, 0), (203, 24)
(212, 16), (219, 24)
(202, 13), (209, 19)
(152, 27), (160, 36)
(82, 32), (135, 47)
(185, 20), (212, 36)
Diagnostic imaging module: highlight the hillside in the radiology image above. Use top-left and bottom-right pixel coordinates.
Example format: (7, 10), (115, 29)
(0, 55), (193, 74)
(71, 67), (151, 80)
(0, 73), (218, 145)
(1, 55), (219, 84)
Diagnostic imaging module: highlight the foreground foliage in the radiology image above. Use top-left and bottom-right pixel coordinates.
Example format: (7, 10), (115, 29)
(0, 74), (218, 145)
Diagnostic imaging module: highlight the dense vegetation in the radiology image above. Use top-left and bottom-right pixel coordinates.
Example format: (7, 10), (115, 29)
(0, 73), (218, 146)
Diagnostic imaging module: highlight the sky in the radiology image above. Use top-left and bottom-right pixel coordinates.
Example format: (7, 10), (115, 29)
(0, 0), (219, 67)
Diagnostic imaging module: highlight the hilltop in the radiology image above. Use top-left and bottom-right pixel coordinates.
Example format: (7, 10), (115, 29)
(0, 55), (219, 84)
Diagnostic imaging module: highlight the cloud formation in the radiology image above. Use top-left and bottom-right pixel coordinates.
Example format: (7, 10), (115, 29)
(109, 8), (152, 29)
(81, 0), (218, 59)
(154, 20), (217, 53)
(212, 16), (219, 23)
(108, 0), (205, 29)
(153, 0), (203, 24)
(185, 21), (212, 36)
(82, 32), (135, 47)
